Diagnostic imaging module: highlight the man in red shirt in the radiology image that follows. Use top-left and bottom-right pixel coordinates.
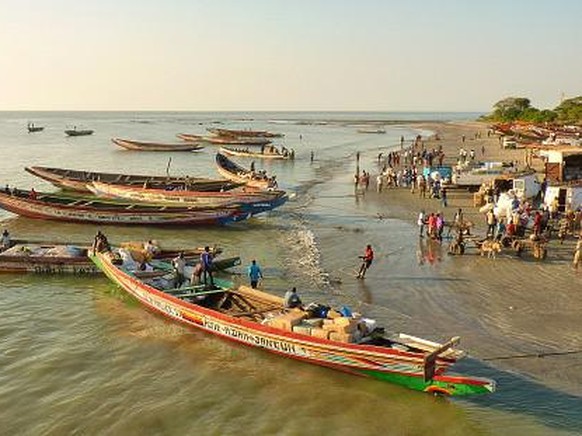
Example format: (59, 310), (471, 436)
(357, 244), (374, 279)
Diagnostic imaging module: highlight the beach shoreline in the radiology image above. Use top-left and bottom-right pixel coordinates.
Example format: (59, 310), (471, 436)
(297, 119), (582, 405)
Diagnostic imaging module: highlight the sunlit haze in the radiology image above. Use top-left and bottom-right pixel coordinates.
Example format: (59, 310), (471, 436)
(1, 0), (581, 111)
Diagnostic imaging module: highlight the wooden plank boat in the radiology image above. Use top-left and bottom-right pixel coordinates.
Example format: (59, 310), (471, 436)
(88, 181), (288, 215)
(0, 239), (238, 274)
(112, 138), (205, 152)
(215, 153), (277, 190)
(219, 145), (293, 160)
(178, 133), (272, 146)
(25, 166), (240, 193)
(207, 127), (284, 138)
(65, 129), (94, 136)
(91, 250), (495, 396)
(0, 190), (250, 226)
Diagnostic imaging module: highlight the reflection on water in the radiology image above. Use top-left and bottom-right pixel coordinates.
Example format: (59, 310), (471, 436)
(0, 112), (580, 435)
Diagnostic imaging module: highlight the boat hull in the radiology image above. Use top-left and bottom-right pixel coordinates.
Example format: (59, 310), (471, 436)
(88, 182), (288, 215)
(24, 166), (237, 193)
(112, 138), (204, 152)
(215, 153), (274, 190)
(0, 191), (250, 226)
(219, 147), (291, 160)
(91, 253), (495, 396)
(65, 129), (93, 136)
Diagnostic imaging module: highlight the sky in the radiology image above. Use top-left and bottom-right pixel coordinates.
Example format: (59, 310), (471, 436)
(0, 0), (581, 111)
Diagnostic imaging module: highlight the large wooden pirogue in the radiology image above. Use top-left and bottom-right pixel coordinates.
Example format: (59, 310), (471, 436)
(0, 190), (250, 226)
(207, 127), (284, 138)
(0, 239), (238, 274)
(178, 133), (272, 146)
(91, 250), (496, 396)
(88, 181), (288, 215)
(112, 138), (205, 152)
(24, 166), (240, 193)
(215, 153), (277, 190)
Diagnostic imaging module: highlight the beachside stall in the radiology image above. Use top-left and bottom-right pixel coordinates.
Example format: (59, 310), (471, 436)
(540, 148), (582, 184)
(544, 185), (582, 212)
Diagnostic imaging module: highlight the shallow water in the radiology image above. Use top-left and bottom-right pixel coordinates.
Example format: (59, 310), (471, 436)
(0, 111), (581, 435)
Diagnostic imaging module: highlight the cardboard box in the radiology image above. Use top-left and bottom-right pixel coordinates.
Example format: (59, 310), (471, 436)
(292, 325), (312, 335)
(311, 328), (330, 340)
(303, 318), (324, 328)
(327, 310), (341, 319)
(271, 311), (307, 331)
(329, 332), (354, 343)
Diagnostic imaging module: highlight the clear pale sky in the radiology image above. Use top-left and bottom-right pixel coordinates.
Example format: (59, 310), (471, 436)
(0, 0), (580, 111)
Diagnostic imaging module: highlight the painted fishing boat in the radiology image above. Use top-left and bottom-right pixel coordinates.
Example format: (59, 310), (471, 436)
(88, 181), (288, 215)
(178, 133), (272, 146)
(0, 190), (250, 226)
(25, 166), (240, 193)
(91, 250), (495, 396)
(65, 129), (94, 136)
(207, 127), (284, 138)
(215, 153), (277, 190)
(0, 239), (238, 274)
(219, 146), (293, 160)
(112, 138), (205, 152)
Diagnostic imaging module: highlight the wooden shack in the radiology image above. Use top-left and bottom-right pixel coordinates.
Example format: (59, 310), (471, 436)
(541, 148), (582, 183)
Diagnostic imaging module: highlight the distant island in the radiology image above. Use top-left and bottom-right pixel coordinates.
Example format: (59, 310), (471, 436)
(480, 96), (582, 125)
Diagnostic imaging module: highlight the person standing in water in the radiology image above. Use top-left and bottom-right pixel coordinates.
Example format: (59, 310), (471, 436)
(357, 244), (374, 279)
(247, 259), (263, 289)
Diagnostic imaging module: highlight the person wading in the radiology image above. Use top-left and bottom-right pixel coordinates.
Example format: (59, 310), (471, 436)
(357, 244), (374, 279)
(247, 259), (263, 289)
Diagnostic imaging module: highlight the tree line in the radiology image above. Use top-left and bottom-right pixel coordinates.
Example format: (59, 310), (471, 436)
(480, 96), (582, 125)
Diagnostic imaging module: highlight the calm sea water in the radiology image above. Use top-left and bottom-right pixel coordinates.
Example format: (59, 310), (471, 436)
(0, 111), (580, 435)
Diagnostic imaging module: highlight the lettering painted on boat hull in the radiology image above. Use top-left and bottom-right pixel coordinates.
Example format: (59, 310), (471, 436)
(203, 318), (310, 357)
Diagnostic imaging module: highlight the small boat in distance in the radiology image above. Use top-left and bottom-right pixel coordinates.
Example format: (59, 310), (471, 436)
(215, 153), (278, 190)
(25, 166), (240, 193)
(207, 127), (284, 138)
(0, 189), (250, 226)
(65, 127), (94, 136)
(27, 123), (44, 133)
(112, 138), (205, 152)
(357, 128), (386, 134)
(178, 133), (272, 146)
(91, 249), (495, 396)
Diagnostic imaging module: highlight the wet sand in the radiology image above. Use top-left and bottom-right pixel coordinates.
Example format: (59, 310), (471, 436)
(303, 120), (582, 401)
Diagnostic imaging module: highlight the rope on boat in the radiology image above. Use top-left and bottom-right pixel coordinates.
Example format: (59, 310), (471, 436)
(483, 349), (582, 361)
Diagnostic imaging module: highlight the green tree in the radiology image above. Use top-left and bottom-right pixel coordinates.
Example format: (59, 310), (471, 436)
(554, 96), (582, 124)
(491, 97), (531, 122)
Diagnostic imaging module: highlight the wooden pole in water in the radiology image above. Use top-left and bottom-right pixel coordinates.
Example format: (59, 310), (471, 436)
(356, 151), (360, 177)
(166, 157), (172, 177)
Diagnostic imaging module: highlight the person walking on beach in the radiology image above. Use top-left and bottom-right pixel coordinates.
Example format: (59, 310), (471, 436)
(247, 259), (263, 289)
(200, 246), (214, 287)
(441, 187), (448, 208)
(357, 244), (374, 279)
(573, 238), (582, 270)
(417, 210), (426, 238)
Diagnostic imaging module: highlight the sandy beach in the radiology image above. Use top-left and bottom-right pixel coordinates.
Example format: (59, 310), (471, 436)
(306, 119), (582, 401)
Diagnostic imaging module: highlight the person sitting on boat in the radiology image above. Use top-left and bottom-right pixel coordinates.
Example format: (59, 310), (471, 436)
(144, 240), (159, 258)
(250, 161), (256, 172)
(1, 230), (11, 251)
(191, 262), (203, 285)
(92, 231), (110, 254)
(138, 261), (154, 272)
(200, 246), (214, 287)
(283, 287), (303, 309)
(172, 252), (186, 288)
(28, 188), (37, 200)
(4, 184), (10, 194)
